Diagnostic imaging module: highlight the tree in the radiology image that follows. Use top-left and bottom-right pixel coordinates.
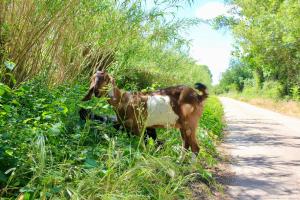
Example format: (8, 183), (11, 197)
(216, 0), (300, 95)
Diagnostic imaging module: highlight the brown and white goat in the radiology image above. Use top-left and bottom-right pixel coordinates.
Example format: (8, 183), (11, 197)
(82, 71), (208, 155)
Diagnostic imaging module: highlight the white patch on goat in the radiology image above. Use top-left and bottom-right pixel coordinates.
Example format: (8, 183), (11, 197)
(146, 95), (179, 127)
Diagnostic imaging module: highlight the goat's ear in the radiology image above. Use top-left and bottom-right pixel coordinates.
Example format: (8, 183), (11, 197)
(82, 77), (96, 101)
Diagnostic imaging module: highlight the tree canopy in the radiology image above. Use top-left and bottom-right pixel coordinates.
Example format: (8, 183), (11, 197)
(216, 0), (300, 97)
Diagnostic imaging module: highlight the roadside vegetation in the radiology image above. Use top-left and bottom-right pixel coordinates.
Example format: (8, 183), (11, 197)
(213, 0), (300, 116)
(0, 0), (224, 199)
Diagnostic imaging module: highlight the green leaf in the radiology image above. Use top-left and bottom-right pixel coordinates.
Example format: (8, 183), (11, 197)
(5, 149), (13, 156)
(50, 122), (62, 134)
(61, 106), (68, 114)
(2, 104), (11, 112)
(42, 111), (52, 120)
(12, 99), (20, 106)
(23, 118), (34, 124)
(0, 86), (4, 96)
(0, 83), (11, 96)
(84, 158), (98, 169)
(23, 192), (32, 200)
(20, 186), (35, 193)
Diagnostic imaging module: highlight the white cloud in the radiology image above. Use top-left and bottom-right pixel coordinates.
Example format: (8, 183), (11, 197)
(196, 2), (231, 20)
(186, 22), (233, 84)
(190, 44), (232, 85)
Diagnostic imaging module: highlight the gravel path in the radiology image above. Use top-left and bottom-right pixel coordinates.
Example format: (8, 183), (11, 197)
(220, 97), (300, 200)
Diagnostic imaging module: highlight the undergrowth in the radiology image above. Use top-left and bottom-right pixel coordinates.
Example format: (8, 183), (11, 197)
(0, 0), (225, 199)
(0, 79), (224, 199)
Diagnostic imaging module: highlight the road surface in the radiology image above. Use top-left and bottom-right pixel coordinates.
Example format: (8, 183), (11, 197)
(220, 97), (300, 200)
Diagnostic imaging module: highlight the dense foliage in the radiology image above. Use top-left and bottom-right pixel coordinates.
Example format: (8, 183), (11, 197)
(0, 0), (223, 199)
(0, 79), (223, 199)
(215, 0), (300, 100)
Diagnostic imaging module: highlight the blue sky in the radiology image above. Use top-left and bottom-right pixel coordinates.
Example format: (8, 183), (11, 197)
(178, 0), (234, 84)
(144, 0), (234, 84)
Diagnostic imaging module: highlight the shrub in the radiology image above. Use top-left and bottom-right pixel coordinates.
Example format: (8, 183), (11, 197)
(200, 96), (224, 138)
(262, 81), (284, 100)
(290, 85), (300, 101)
(242, 85), (258, 98)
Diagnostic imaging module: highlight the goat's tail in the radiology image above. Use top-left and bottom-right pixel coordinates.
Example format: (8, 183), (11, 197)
(194, 83), (208, 100)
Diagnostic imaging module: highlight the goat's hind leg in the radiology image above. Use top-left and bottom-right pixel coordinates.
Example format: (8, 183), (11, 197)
(179, 128), (190, 161)
(180, 124), (200, 161)
(188, 127), (199, 161)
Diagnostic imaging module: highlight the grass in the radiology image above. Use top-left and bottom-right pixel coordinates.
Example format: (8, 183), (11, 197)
(0, 79), (224, 199)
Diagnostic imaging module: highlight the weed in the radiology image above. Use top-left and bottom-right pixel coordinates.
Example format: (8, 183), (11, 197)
(0, 80), (224, 199)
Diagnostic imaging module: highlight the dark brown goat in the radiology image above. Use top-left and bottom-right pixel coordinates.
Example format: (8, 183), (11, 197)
(82, 71), (208, 155)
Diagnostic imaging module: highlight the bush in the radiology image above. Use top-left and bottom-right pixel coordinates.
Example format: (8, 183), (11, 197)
(200, 96), (224, 138)
(262, 81), (284, 100)
(242, 85), (258, 98)
(290, 86), (300, 101)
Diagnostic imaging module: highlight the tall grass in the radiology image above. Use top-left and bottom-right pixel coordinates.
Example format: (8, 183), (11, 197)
(0, 0), (212, 87)
(0, 0), (128, 84)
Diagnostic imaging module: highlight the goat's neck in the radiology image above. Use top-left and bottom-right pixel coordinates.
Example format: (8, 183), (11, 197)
(107, 83), (122, 107)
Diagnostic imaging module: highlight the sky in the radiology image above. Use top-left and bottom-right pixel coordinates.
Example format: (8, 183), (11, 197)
(179, 0), (234, 84)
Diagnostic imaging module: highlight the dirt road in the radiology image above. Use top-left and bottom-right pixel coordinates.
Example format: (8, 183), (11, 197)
(220, 97), (300, 200)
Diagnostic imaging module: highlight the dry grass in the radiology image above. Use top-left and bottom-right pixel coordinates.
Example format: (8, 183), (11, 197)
(0, 0), (97, 84)
(1, 0), (213, 88)
(237, 97), (300, 118)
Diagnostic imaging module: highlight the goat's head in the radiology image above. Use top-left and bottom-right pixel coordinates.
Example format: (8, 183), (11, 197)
(82, 71), (115, 101)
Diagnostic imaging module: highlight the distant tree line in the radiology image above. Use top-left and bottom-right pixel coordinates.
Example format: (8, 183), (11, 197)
(215, 0), (300, 100)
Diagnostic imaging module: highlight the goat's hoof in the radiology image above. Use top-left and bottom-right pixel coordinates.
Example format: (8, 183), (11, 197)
(191, 154), (197, 163)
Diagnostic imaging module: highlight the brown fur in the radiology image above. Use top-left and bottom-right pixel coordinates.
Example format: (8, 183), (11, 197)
(82, 71), (208, 155)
